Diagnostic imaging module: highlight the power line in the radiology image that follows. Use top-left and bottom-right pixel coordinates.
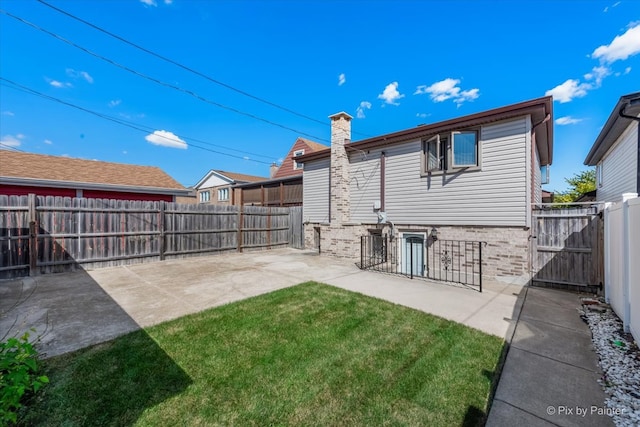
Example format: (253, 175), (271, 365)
(0, 8), (330, 144)
(0, 143), (25, 152)
(36, 0), (328, 127)
(0, 78), (275, 165)
(34, 0), (373, 139)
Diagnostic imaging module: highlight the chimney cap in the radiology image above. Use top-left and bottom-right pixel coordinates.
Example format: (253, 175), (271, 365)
(329, 111), (353, 121)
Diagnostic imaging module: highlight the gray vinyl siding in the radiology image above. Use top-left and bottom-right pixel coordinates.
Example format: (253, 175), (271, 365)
(533, 148), (542, 205)
(303, 158), (330, 223)
(349, 149), (381, 222)
(597, 123), (638, 202)
(382, 117), (529, 226)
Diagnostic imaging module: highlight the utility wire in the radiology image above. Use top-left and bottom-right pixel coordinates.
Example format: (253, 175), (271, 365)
(0, 9), (330, 143)
(1, 78), (275, 165)
(34, 0), (372, 138)
(36, 0), (328, 127)
(0, 143), (25, 152)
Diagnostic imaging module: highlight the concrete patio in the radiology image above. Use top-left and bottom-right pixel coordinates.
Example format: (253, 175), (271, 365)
(0, 248), (612, 425)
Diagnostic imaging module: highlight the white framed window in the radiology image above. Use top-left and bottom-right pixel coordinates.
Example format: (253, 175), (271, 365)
(293, 149), (305, 170)
(422, 129), (480, 174)
(596, 164), (603, 188)
(218, 188), (229, 201)
(199, 191), (210, 203)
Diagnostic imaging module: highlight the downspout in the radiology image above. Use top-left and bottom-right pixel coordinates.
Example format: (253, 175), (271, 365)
(529, 113), (551, 284)
(619, 103), (640, 194)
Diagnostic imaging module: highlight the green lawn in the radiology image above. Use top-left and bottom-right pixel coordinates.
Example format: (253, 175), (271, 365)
(20, 282), (504, 426)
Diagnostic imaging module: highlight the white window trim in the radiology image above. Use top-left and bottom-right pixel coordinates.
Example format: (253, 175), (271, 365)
(199, 190), (210, 203)
(218, 188), (229, 201)
(293, 149), (305, 170)
(596, 164), (603, 188)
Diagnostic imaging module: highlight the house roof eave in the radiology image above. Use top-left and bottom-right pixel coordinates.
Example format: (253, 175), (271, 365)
(584, 92), (640, 166)
(1, 176), (193, 196)
(297, 96), (553, 164)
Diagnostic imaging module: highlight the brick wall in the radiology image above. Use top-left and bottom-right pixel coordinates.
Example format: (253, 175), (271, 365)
(304, 222), (532, 284)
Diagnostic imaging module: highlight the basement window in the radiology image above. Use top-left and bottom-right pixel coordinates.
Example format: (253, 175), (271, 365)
(421, 129), (480, 175)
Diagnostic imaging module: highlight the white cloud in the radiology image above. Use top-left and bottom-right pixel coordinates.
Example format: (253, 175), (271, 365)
(140, 0), (156, 5)
(164, 0), (173, 3)
(145, 130), (187, 149)
(44, 139), (53, 145)
(414, 78), (479, 105)
(356, 101), (372, 119)
(604, 1), (621, 12)
(592, 23), (640, 63)
(547, 65), (610, 103)
(0, 134), (24, 147)
(338, 73), (346, 86)
(555, 116), (583, 125)
(624, 66), (632, 74)
(545, 79), (590, 103)
(583, 65), (611, 86)
(243, 156), (250, 160)
(108, 99), (122, 108)
(377, 82), (404, 106)
(66, 69), (94, 84)
(47, 78), (72, 88)
(2, 111), (14, 116)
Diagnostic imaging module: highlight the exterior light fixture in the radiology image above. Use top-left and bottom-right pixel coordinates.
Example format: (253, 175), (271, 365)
(431, 227), (438, 241)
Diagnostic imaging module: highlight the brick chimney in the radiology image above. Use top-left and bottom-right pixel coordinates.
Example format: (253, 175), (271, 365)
(329, 112), (352, 224)
(270, 162), (279, 178)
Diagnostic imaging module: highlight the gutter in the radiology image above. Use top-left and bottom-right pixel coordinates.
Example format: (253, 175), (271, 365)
(618, 101), (640, 194)
(0, 176), (193, 196)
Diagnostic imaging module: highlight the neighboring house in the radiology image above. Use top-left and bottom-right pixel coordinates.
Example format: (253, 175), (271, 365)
(298, 96), (553, 284)
(193, 170), (266, 205)
(0, 151), (190, 202)
(233, 137), (328, 206)
(272, 137), (329, 179)
(584, 92), (640, 202)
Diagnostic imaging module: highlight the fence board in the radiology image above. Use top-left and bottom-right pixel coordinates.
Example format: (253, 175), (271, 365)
(532, 205), (603, 290)
(0, 196), (304, 279)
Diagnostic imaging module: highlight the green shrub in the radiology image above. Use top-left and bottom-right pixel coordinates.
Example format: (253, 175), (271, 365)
(0, 332), (49, 425)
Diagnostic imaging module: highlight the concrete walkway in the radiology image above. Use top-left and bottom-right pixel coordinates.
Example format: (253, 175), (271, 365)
(487, 287), (612, 427)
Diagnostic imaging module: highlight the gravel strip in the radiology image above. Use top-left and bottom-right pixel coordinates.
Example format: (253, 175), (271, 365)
(580, 299), (640, 427)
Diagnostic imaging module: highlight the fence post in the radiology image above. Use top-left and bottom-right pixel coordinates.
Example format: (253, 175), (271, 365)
(159, 202), (165, 261)
(267, 207), (271, 249)
(360, 236), (364, 269)
(237, 205), (243, 253)
(28, 193), (37, 276)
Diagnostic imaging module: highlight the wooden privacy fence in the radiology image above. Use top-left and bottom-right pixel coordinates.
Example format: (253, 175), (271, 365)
(0, 195), (304, 279)
(531, 204), (604, 291)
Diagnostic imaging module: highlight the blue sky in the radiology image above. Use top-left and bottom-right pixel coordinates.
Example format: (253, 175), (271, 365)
(1, 0), (639, 192)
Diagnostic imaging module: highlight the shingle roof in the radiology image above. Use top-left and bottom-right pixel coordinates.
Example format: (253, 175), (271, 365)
(213, 170), (267, 183)
(0, 151), (186, 190)
(298, 138), (329, 152)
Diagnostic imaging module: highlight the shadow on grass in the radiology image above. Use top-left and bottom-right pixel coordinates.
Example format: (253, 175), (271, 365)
(19, 329), (192, 426)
